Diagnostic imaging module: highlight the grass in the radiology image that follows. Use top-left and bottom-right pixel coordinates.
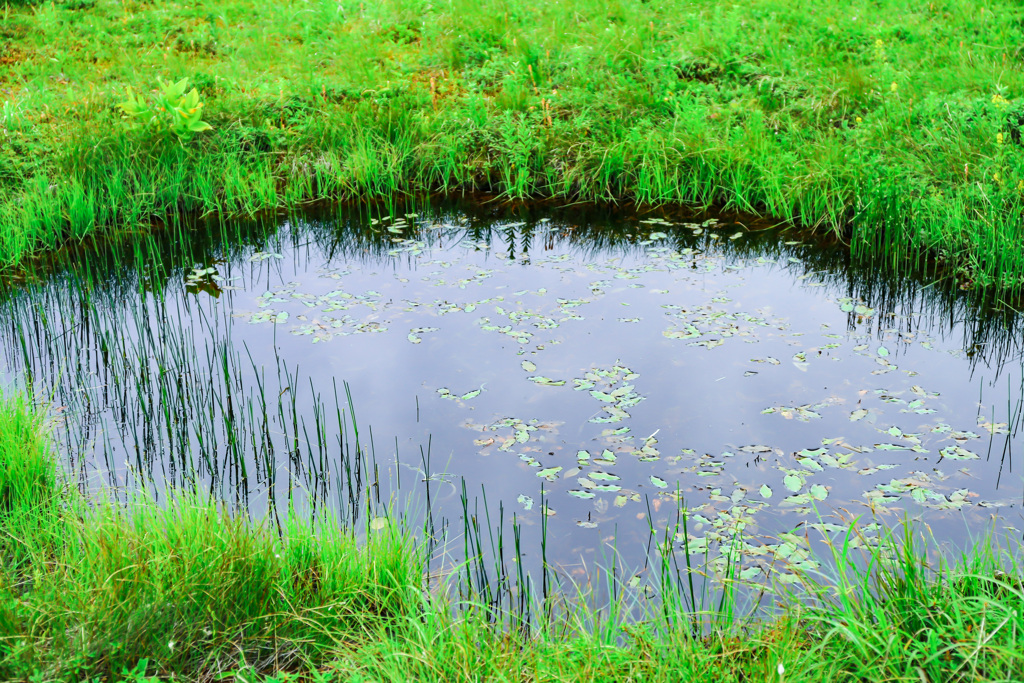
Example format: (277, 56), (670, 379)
(2, 0), (1024, 293)
(2, 388), (1024, 682)
(0, 388), (422, 682)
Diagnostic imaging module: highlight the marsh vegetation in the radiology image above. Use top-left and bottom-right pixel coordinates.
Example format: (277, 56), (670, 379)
(1, 201), (1023, 680)
(3, 0), (1024, 678)
(2, 0), (1024, 291)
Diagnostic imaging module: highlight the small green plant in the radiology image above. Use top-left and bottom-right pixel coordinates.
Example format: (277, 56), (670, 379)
(0, 100), (25, 134)
(119, 77), (213, 141)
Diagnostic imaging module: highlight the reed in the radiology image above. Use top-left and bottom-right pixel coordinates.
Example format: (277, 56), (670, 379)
(0, 387), (422, 682)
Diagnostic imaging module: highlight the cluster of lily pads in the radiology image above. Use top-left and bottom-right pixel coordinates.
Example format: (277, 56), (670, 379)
(218, 213), (1017, 584)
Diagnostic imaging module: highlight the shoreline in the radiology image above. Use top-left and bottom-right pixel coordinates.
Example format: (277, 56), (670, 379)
(2, 390), (1023, 681)
(3, 0), (1024, 293)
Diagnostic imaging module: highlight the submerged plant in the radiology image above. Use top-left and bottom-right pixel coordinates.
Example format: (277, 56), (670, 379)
(119, 78), (213, 142)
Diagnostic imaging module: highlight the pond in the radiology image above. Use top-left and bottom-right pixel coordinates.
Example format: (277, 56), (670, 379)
(2, 201), (1022, 605)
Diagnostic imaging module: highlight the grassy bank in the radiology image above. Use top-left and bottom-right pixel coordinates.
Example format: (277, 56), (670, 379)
(3, 390), (1024, 682)
(2, 0), (1024, 292)
(0, 389), (422, 681)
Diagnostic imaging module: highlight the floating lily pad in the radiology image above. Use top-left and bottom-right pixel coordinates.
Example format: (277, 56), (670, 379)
(783, 474), (804, 493)
(939, 446), (979, 460)
(537, 466), (563, 481)
(809, 485), (829, 501)
(529, 376), (566, 386)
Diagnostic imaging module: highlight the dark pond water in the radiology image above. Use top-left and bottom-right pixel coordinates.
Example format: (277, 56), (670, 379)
(2, 201), (1023, 602)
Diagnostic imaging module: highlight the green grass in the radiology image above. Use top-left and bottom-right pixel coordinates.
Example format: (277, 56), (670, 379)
(2, 0), (1024, 292)
(3, 389), (1024, 682)
(0, 389), (61, 575)
(0, 389), (422, 682)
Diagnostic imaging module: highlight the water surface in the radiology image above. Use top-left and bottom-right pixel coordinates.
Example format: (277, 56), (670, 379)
(3, 202), (1022, 597)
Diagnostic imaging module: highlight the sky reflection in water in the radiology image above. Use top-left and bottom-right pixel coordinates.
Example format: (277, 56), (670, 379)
(2, 205), (1022, 591)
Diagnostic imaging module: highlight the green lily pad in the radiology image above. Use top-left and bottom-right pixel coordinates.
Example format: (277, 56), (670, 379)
(529, 376), (566, 386)
(809, 484), (829, 501)
(796, 457), (824, 472)
(939, 446), (979, 460)
(783, 474), (804, 493)
(739, 566), (762, 581)
(537, 466), (563, 481)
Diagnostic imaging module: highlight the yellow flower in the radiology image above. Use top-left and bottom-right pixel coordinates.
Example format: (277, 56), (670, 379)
(855, 116), (862, 124)
(997, 132), (1004, 144)
(890, 82), (898, 93)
